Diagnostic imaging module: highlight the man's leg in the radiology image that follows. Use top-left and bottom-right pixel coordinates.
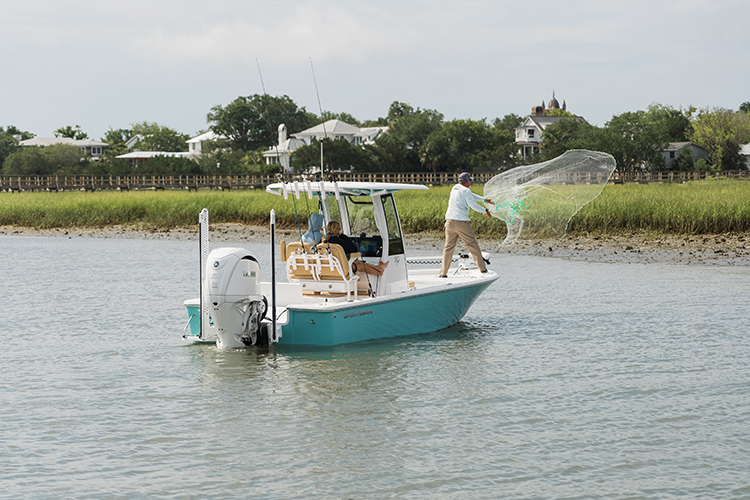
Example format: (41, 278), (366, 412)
(454, 220), (487, 272)
(440, 220), (460, 276)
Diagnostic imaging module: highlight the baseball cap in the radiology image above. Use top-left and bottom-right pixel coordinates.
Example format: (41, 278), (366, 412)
(458, 172), (473, 183)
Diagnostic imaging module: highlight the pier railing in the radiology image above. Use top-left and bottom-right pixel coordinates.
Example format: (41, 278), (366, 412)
(1, 170), (748, 192)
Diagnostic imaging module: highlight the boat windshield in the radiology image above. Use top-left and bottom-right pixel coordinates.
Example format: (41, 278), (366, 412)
(346, 196), (377, 237)
(381, 194), (404, 255)
(322, 195), (341, 228)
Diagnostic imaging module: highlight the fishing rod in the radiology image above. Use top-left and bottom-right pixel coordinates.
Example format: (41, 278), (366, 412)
(309, 57), (330, 180)
(257, 58), (304, 243)
(310, 56), (332, 247)
(309, 58), (373, 295)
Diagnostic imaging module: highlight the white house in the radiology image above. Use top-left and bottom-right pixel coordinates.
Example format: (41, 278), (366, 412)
(263, 119), (388, 173)
(116, 131), (228, 166)
(19, 137), (109, 159)
(514, 93), (583, 158)
(661, 142), (708, 169)
(186, 131), (226, 155)
(262, 124), (306, 172)
(115, 151), (193, 167)
(515, 116), (571, 158)
(124, 134), (144, 149)
(740, 143), (750, 170)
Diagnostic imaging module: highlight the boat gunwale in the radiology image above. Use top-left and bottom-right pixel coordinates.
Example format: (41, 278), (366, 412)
(274, 270), (499, 312)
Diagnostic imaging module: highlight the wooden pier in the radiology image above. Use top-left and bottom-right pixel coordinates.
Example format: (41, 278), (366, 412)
(1, 170), (748, 193)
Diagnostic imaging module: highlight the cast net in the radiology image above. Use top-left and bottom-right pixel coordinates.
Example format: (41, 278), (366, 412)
(484, 150), (616, 245)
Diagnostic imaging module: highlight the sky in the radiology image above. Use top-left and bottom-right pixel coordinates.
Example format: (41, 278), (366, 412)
(2, 0), (749, 141)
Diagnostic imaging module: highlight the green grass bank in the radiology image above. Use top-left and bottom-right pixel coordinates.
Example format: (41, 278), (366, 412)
(1, 181), (749, 238)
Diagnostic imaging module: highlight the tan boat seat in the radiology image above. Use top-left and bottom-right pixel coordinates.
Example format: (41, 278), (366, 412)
(283, 241), (317, 281)
(280, 240), (366, 300)
(316, 243), (368, 291)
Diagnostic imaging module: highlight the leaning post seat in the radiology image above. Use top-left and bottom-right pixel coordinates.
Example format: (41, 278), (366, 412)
(316, 243), (369, 292)
(282, 241), (318, 280)
(279, 240), (361, 300)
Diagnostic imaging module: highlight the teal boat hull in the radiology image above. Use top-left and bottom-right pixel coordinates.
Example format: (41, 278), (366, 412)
(277, 278), (496, 346)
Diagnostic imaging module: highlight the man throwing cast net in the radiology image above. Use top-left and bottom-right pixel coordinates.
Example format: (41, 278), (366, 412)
(440, 172), (494, 277)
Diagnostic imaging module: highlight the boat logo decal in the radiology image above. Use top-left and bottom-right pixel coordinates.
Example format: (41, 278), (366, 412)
(344, 310), (373, 319)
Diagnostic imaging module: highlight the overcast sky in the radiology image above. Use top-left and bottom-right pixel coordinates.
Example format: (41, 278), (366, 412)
(2, 0), (749, 140)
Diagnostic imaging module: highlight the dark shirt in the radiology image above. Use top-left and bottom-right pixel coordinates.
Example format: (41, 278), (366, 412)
(327, 234), (358, 257)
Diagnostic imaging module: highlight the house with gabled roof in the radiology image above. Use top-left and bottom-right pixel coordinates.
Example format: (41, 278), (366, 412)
(515, 93), (584, 158)
(186, 131), (226, 155)
(19, 137), (109, 159)
(263, 119), (388, 172)
(661, 142), (708, 169)
(115, 151), (193, 168)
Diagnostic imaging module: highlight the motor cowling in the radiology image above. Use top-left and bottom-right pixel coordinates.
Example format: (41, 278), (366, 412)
(205, 247), (267, 348)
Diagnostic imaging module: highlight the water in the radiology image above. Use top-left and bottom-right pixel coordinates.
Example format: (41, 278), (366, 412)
(1, 234), (749, 499)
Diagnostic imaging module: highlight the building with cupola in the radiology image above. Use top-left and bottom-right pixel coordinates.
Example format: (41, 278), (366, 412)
(515, 92), (585, 159)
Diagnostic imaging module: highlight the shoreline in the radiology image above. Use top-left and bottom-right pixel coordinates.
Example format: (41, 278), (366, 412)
(2, 224), (749, 266)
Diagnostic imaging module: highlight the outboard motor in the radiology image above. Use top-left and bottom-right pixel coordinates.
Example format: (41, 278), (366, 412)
(205, 247), (268, 348)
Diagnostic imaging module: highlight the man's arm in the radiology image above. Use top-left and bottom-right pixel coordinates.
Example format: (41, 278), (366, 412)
(466, 190), (494, 218)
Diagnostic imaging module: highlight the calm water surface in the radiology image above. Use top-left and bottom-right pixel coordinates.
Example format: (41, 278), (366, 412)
(1, 234), (749, 499)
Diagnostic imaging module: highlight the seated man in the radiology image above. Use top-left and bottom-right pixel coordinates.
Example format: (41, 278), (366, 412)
(323, 221), (388, 276)
(301, 213), (324, 245)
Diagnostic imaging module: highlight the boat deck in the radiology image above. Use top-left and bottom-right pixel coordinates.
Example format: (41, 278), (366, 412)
(263, 266), (497, 309)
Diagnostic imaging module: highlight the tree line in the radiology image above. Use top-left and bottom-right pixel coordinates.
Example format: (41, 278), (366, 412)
(2, 97), (749, 177)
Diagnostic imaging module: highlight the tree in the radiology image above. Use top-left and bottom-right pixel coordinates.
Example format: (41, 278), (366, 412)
(54, 125), (89, 140)
(360, 117), (388, 127)
(603, 111), (668, 172)
(646, 104), (692, 142)
(539, 119), (604, 160)
(129, 122), (189, 152)
(2, 147), (47, 175)
(368, 131), (413, 172)
(688, 107), (750, 170)
(2, 144), (83, 175)
(370, 101), (444, 171)
(672, 147), (695, 171)
(1, 131), (18, 169)
(739, 102), (750, 114)
(4, 126), (34, 140)
(421, 118), (516, 172)
(545, 108), (576, 117)
(100, 128), (132, 159)
(1, 126), (35, 171)
(386, 101), (417, 123)
(207, 94), (317, 152)
(493, 113), (524, 133)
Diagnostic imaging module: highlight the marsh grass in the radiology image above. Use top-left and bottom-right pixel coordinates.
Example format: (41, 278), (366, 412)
(569, 181), (750, 235)
(0, 190), (303, 229)
(1, 180), (748, 237)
